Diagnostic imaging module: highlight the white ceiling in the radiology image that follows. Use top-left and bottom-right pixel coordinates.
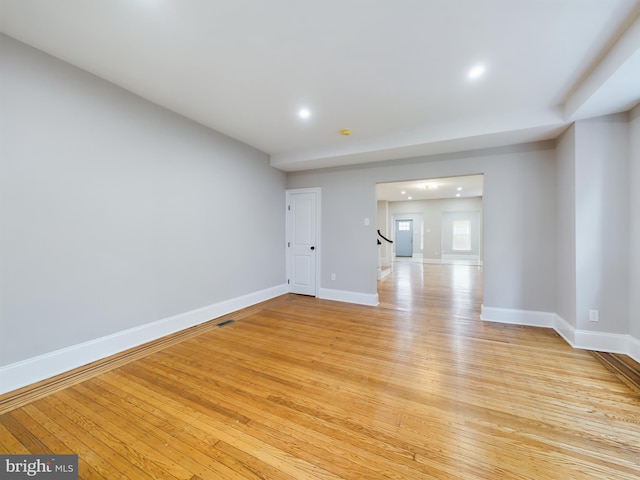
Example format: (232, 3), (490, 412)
(1, 0), (639, 172)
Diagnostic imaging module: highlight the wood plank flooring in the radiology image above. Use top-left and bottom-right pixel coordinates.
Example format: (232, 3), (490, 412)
(2, 262), (640, 479)
(590, 351), (640, 394)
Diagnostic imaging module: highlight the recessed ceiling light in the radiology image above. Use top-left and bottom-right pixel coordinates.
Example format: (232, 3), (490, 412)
(408, 196), (412, 200)
(298, 108), (311, 119)
(457, 187), (462, 191)
(468, 64), (486, 79)
(456, 193), (461, 197)
(401, 191), (406, 195)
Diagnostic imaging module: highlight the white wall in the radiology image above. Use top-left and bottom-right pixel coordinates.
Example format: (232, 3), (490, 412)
(574, 114), (629, 334)
(0, 35), (286, 368)
(630, 105), (640, 340)
(287, 142), (557, 313)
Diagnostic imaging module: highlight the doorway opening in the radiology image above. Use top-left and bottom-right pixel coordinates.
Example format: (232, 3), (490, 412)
(375, 174), (484, 303)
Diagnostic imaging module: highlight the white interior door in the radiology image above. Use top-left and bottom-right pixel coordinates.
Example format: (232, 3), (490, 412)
(286, 189), (319, 296)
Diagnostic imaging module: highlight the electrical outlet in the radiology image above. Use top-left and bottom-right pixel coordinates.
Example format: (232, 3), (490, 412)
(589, 310), (599, 322)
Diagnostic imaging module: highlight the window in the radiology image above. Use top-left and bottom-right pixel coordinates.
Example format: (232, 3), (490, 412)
(398, 221), (411, 231)
(452, 220), (471, 251)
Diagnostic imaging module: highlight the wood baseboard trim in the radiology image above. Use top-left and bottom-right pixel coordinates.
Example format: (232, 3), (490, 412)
(590, 351), (640, 394)
(0, 295), (288, 415)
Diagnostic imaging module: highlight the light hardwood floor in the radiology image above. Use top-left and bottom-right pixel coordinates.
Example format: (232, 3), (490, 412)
(1, 262), (640, 479)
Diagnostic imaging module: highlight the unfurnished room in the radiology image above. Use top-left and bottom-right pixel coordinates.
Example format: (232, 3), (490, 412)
(1, 1), (640, 479)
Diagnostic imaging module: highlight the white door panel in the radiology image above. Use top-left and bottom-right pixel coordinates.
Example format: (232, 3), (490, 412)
(287, 189), (319, 296)
(294, 256), (312, 286)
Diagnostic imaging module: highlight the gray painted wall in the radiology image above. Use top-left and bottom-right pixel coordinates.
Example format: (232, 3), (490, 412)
(630, 105), (640, 339)
(555, 113), (635, 338)
(574, 114), (629, 334)
(288, 142), (557, 312)
(555, 125), (577, 328)
(0, 35), (286, 366)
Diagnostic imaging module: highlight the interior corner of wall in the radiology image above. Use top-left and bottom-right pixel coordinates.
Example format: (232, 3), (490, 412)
(553, 314), (576, 347)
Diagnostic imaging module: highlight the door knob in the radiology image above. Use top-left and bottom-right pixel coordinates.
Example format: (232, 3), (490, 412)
(310, 246), (315, 250)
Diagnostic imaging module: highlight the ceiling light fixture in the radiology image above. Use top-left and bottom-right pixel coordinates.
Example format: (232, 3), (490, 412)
(298, 108), (311, 119)
(468, 64), (486, 79)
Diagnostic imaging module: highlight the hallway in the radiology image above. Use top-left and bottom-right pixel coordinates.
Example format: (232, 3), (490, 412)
(378, 261), (483, 317)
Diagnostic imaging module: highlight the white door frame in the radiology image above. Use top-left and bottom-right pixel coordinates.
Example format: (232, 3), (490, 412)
(286, 187), (321, 296)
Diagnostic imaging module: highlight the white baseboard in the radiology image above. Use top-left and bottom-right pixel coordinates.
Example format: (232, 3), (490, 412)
(553, 314), (638, 360)
(3, 293), (637, 396)
(423, 259), (484, 265)
(377, 268), (392, 280)
(553, 314), (576, 346)
(629, 336), (640, 364)
(423, 258), (442, 264)
(481, 305), (640, 363)
(480, 305), (555, 327)
(441, 254), (482, 266)
(318, 288), (379, 306)
(0, 284), (288, 395)
(573, 330), (631, 354)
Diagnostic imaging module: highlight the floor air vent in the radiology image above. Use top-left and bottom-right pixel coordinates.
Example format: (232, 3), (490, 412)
(216, 319), (236, 327)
